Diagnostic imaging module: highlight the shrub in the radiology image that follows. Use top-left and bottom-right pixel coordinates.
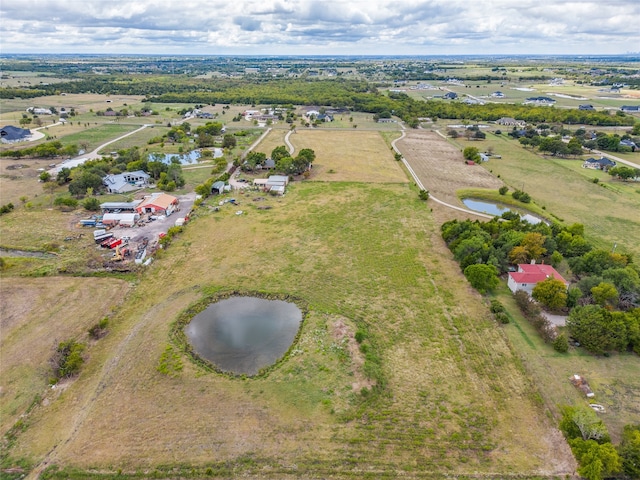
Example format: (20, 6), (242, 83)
(495, 312), (510, 324)
(489, 299), (506, 314)
(552, 332), (569, 353)
(50, 340), (85, 381)
(82, 197), (100, 211)
(53, 197), (78, 209)
(0, 202), (15, 215)
(498, 186), (508, 195)
(418, 189), (429, 201)
(88, 317), (109, 340)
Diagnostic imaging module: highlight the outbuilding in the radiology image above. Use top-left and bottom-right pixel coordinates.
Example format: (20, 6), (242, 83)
(101, 212), (140, 227)
(135, 193), (178, 216)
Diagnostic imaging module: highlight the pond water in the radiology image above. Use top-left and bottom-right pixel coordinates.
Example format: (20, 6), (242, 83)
(185, 296), (302, 376)
(462, 198), (544, 224)
(150, 148), (223, 165)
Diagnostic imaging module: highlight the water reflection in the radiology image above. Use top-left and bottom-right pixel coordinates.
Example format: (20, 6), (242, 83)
(185, 296), (302, 375)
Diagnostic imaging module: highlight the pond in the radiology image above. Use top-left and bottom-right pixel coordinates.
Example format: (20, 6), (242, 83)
(184, 296), (303, 376)
(150, 148), (223, 165)
(462, 198), (544, 224)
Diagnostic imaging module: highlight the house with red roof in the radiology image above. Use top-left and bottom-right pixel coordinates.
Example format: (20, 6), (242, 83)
(507, 262), (569, 294)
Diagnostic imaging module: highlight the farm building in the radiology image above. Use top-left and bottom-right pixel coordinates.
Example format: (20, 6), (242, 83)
(507, 262), (569, 294)
(103, 170), (150, 194)
(100, 201), (142, 213)
(1, 125), (31, 143)
(211, 181), (226, 195)
(135, 193), (178, 216)
(102, 212), (140, 227)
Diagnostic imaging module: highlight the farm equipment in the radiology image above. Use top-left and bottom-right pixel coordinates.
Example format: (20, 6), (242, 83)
(112, 243), (130, 261)
(101, 237), (123, 249)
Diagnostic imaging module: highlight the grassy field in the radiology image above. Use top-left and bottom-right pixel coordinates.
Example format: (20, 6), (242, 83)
(0, 277), (131, 434)
(6, 181), (575, 478)
(492, 284), (640, 444)
(290, 129), (407, 183)
(454, 133), (640, 257)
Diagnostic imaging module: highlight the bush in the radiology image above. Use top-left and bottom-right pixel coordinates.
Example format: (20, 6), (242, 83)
(489, 299), (506, 314)
(53, 197), (78, 209)
(512, 189), (531, 203)
(552, 332), (569, 353)
(0, 202), (15, 215)
(418, 189), (429, 201)
(88, 317), (109, 340)
(495, 312), (510, 324)
(498, 186), (509, 195)
(83, 197), (100, 211)
(50, 340), (85, 381)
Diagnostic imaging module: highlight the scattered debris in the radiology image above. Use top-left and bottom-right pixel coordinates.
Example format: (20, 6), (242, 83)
(235, 210), (244, 215)
(589, 404), (606, 413)
(570, 374), (595, 398)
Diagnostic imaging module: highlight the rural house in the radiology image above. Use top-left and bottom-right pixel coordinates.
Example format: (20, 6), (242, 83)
(508, 263), (569, 294)
(0, 125), (31, 143)
(496, 117), (522, 127)
(621, 105), (639, 112)
(103, 170), (151, 194)
(135, 192), (178, 216)
(582, 157), (616, 171)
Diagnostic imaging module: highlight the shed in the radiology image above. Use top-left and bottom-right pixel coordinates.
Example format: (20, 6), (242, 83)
(102, 213), (139, 226)
(211, 181), (226, 195)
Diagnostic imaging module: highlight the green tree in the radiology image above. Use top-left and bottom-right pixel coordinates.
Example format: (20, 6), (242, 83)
(619, 424), (640, 478)
(570, 439), (621, 480)
(83, 197), (100, 211)
(591, 282), (619, 307)
(609, 165), (640, 181)
(532, 278), (568, 311)
(567, 305), (628, 354)
(463, 146), (480, 161)
(39, 171), (51, 182)
(418, 189), (429, 201)
(463, 264), (499, 294)
(271, 145), (289, 162)
(222, 133), (237, 149)
(567, 136), (584, 155)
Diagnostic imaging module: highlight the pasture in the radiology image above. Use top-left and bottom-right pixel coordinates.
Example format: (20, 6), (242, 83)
(289, 129), (407, 183)
(455, 133), (640, 257)
(7, 181), (574, 478)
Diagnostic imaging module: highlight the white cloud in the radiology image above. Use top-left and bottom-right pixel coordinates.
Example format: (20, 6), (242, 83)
(0, 0), (638, 54)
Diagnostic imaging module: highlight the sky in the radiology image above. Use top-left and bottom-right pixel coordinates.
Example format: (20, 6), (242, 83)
(1, 0), (639, 56)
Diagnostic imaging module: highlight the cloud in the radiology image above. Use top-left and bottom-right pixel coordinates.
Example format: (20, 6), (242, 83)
(0, 0), (638, 54)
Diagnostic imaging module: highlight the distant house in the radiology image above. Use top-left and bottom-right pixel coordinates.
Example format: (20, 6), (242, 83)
(525, 96), (556, 105)
(496, 117), (521, 127)
(620, 139), (637, 151)
(317, 113), (334, 122)
(621, 105), (640, 112)
(443, 92), (458, 100)
(264, 158), (276, 169)
(135, 193), (178, 216)
(103, 170), (150, 194)
(578, 104), (595, 110)
(582, 157), (616, 171)
(508, 263), (569, 294)
(491, 91), (505, 98)
(305, 109), (321, 117)
(0, 125), (31, 143)
(27, 107), (53, 115)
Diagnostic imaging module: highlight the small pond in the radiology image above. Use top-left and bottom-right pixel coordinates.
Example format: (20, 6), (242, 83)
(150, 148), (223, 165)
(185, 296), (303, 376)
(462, 198), (544, 224)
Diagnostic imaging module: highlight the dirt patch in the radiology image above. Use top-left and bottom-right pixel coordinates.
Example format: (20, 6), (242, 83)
(398, 130), (503, 205)
(331, 317), (375, 392)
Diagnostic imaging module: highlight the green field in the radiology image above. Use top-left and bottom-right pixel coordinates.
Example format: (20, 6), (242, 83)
(6, 181), (576, 477)
(456, 133), (640, 258)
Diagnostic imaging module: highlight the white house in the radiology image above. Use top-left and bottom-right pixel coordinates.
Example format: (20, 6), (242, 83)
(508, 263), (569, 294)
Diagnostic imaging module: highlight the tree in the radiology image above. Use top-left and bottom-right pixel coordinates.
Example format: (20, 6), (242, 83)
(570, 439), (621, 480)
(567, 136), (584, 156)
(418, 189), (429, 201)
(609, 165), (640, 181)
(83, 197), (100, 211)
(619, 424), (640, 478)
(520, 232), (547, 261)
(463, 146), (480, 161)
(39, 171), (51, 182)
(567, 305), (628, 354)
(591, 282), (619, 307)
(498, 186), (508, 195)
(244, 151), (266, 171)
(271, 145), (289, 162)
(463, 264), (499, 294)
(222, 134), (237, 149)
(532, 278), (568, 311)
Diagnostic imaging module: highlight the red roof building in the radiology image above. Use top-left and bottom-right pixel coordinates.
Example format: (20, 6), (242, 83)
(507, 262), (569, 294)
(135, 193), (178, 216)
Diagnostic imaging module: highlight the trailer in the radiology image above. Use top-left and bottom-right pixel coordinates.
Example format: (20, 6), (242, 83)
(80, 219), (97, 227)
(94, 233), (114, 244)
(101, 237), (123, 249)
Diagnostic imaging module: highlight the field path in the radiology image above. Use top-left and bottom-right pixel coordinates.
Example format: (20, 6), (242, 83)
(392, 126), (495, 219)
(24, 290), (190, 480)
(284, 129), (295, 155)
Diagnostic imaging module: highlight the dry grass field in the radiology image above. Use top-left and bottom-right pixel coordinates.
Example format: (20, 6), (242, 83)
(291, 129), (407, 183)
(0, 277), (131, 434)
(6, 182), (575, 478)
(252, 126), (289, 156)
(397, 130), (503, 205)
